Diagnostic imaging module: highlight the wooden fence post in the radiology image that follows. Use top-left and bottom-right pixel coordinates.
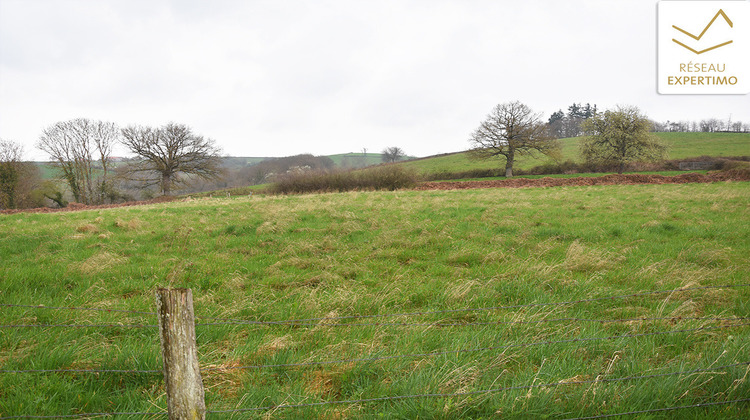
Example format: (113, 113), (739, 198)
(156, 288), (206, 420)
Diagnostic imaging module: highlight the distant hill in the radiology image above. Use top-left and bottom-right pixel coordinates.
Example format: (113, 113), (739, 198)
(220, 153), (417, 170)
(33, 133), (748, 182)
(219, 154), (383, 169)
(327, 153), (385, 168)
(221, 156), (270, 168)
(33, 152), (409, 181)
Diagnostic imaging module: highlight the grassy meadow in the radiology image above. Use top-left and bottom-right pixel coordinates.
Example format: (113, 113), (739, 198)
(1, 181), (749, 418)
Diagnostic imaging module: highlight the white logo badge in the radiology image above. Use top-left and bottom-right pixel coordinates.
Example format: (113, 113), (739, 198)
(658, 1), (750, 94)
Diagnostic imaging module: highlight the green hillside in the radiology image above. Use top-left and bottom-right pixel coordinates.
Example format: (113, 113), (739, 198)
(401, 132), (750, 176)
(327, 152), (385, 168)
(657, 132), (750, 159)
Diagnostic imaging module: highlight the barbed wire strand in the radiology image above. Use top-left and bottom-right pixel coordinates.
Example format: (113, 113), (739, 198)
(200, 322), (749, 373)
(0, 367), (161, 374)
(562, 398), (750, 420)
(0, 411), (164, 419)
(3, 316), (745, 330)
(4, 322), (746, 375)
(194, 283), (750, 325)
(0, 303), (154, 316)
(204, 362), (750, 414)
(2, 363), (746, 418)
(194, 316), (749, 329)
(0, 324), (157, 329)
(2, 284), (747, 327)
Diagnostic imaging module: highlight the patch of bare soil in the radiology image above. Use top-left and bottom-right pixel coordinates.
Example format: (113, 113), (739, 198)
(413, 170), (750, 191)
(0, 195), (178, 215)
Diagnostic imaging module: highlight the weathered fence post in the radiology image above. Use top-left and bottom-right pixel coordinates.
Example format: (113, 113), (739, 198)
(156, 288), (206, 420)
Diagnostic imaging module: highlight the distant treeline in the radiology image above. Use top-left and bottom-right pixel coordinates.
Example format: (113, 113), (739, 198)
(650, 119), (749, 133)
(546, 103), (749, 136)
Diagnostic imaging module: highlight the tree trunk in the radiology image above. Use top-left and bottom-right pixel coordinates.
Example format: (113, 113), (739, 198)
(162, 172), (171, 196)
(505, 149), (515, 178)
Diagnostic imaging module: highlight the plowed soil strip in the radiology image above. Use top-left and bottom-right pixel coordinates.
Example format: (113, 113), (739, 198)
(414, 170), (750, 191)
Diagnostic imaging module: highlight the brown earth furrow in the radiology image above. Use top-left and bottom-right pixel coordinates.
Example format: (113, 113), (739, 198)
(413, 170), (750, 191)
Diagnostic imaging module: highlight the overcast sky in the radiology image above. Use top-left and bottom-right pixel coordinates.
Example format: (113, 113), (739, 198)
(1, 0), (748, 160)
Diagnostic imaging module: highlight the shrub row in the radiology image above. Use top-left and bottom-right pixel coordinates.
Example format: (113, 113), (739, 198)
(270, 165), (418, 194)
(270, 156), (750, 192)
(423, 156), (750, 181)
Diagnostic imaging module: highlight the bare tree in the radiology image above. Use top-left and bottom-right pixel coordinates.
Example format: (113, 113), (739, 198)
(381, 146), (406, 163)
(580, 106), (668, 174)
(469, 101), (559, 177)
(121, 123), (222, 195)
(37, 118), (119, 205)
(0, 139), (24, 209)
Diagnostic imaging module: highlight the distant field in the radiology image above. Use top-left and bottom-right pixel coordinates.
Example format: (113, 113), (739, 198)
(327, 152), (385, 168)
(222, 156), (270, 167)
(401, 132), (750, 176)
(34, 162), (58, 179)
(1, 181), (748, 418)
(659, 132), (750, 159)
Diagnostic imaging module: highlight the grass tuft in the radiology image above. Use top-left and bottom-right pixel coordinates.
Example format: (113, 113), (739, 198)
(564, 241), (619, 273)
(77, 251), (128, 274)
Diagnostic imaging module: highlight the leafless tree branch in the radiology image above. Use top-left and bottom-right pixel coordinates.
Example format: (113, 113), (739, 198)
(37, 119), (119, 205)
(121, 123), (222, 195)
(469, 101), (559, 177)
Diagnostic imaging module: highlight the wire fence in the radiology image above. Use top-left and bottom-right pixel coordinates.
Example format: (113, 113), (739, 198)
(3, 283), (748, 326)
(2, 320), (747, 375)
(202, 363), (750, 414)
(2, 283), (749, 418)
(3, 315), (748, 330)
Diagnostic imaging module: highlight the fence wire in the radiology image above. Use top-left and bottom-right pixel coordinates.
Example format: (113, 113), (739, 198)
(4, 322), (746, 375)
(0, 411), (164, 419)
(1, 285), (748, 418)
(200, 322), (749, 372)
(204, 362), (750, 414)
(2, 363), (747, 419)
(0, 367), (161, 374)
(3, 283), (747, 327)
(194, 316), (749, 329)
(194, 283), (750, 325)
(0, 323), (157, 329)
(562, 398), (750, 420)
(3, 316), (746, 330)
(0, 303), (154, 316)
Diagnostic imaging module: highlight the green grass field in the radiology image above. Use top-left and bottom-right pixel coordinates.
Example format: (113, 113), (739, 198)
(1, 181), (749, 418)
(401, 132), (750, 177)
(327, 153), (386, 168)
